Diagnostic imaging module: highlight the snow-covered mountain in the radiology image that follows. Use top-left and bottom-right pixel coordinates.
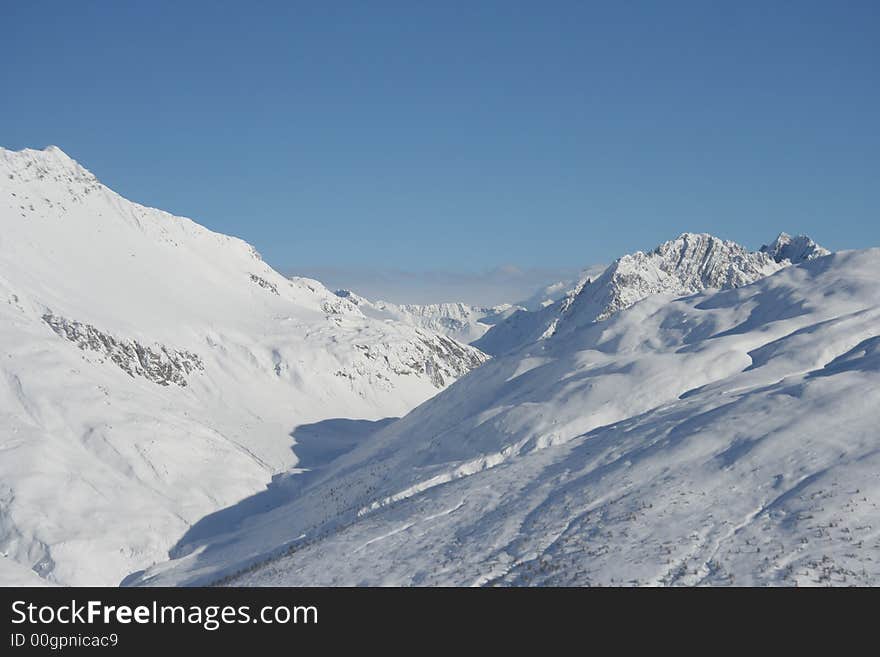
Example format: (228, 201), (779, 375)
(4, 144), (868, 588)
(333, 289), (520, 344)
(135, 247), (880, 587)
(0, 145), (488, 586)
(474, 232), (829, 355)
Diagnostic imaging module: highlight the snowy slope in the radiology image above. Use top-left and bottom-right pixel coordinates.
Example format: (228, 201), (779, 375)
(334, 289), (520, 343)
(134, 248), (880, 587)
(475, 232), (828, 356)
(0, 145), (488, 586)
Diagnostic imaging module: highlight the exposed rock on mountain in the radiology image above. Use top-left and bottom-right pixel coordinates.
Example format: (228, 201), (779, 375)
(42, 313), (204, 386)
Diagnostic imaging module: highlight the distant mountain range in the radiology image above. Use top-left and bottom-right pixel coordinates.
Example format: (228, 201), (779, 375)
(333, 289), (520, 344)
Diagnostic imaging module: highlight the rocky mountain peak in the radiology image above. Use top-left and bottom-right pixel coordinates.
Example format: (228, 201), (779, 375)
(761, 232), (830, 264)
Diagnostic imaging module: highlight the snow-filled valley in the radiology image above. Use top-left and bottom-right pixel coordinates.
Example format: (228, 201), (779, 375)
(2, 144), (879, 587)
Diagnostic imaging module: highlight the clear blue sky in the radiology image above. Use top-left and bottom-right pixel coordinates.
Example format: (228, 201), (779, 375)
(4, 1), (878, 287)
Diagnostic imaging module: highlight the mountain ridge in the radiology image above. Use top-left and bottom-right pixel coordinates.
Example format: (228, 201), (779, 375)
(475, 231), (829, 355)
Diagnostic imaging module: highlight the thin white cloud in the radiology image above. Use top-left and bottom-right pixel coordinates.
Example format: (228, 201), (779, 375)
(286, 264), (588, 306)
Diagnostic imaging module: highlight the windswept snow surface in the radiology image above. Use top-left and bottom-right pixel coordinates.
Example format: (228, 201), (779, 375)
(333, 289), (520, 344)
(0, 146), (487, 586)
(136, 249), (880, 587)
(475, 232), (828, 356)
